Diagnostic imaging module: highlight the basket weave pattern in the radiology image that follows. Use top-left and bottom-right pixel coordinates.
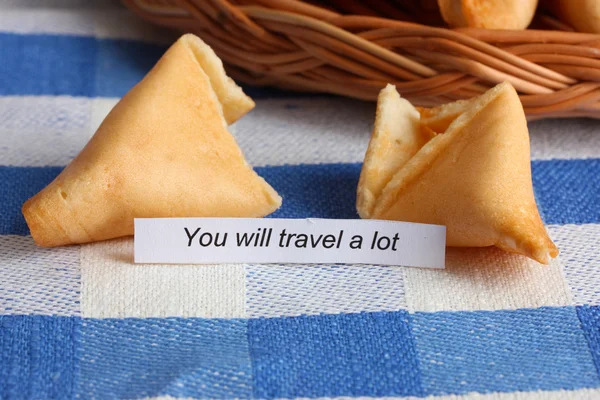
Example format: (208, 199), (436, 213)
(124, 0), (600, 119)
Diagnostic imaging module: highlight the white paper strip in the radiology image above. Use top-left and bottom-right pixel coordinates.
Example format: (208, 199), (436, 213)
(134, 218), (446, 269)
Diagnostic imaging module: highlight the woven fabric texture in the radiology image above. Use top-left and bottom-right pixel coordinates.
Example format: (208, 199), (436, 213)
(1, 2), (600, 399)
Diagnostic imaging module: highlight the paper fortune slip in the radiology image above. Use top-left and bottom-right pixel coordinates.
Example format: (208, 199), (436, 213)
(134, 218), (446, 269)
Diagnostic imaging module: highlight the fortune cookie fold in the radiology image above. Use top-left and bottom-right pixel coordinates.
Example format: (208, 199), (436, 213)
(357, 82), (558, 264)
(22, 34), (281, 247)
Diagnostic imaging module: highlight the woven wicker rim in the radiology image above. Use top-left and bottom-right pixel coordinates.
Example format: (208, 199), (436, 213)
(124, 0), (600, 119)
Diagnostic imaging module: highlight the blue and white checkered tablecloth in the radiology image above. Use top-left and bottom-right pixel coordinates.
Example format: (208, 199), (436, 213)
(1, 1), (600, 399)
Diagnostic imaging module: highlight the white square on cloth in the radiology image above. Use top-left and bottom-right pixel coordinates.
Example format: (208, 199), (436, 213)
(245, 263), (407, 318)
(80, 238), (246, 318)
(404, 245), (573, 313)
(549, 224), (600, 306)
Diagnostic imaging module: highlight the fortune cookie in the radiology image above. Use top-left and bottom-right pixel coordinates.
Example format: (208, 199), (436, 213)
(357, 82), (558, 264)
(23, 34), (282, 247)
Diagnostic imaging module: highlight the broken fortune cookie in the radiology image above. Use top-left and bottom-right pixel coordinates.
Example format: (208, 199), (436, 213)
(357, 82), (558, 264)
(22, 34), (282, 247)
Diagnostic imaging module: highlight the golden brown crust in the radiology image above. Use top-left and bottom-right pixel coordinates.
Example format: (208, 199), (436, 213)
(357, 84), (429, 219)
(180, 34), (255, 124)
(438, 0), (538, 30)
(22, 34), (281, 247)
(546, 0), (600, 33)
(418, 98), (474, 133)
(360, 82), (558, 264)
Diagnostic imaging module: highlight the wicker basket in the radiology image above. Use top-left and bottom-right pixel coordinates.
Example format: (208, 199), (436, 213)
(123, 0), (600, 119)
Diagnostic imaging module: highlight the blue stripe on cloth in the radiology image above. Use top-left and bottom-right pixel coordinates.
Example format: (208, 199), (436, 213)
(0, 315), (79, 400)
(0, 33), (98, 97)
(263, 163), (361, 220)
(412, 307), (600, 396)
(533, 158), (600, 225)
(1, 159), (598, 235)
(247, 311), (423, 398)
(577, 306), (600, 378)
(0, 33), (162, 98)
(0, 33), (320, 99)
(0, 309), (598, 398)
(76, 318), (252, 399)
